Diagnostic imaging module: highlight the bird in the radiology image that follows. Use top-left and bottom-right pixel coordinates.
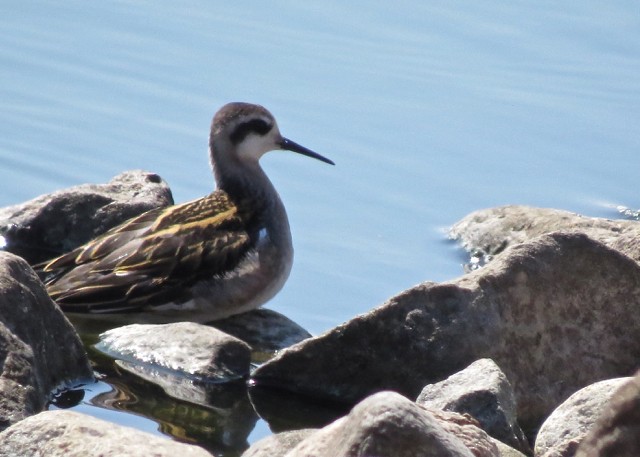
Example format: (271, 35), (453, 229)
(37, 102), (334, 323)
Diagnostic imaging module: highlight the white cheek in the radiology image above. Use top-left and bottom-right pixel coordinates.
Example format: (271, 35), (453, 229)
(237, 134), (275, 161)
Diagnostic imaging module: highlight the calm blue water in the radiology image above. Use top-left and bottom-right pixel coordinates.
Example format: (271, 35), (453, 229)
(2, 1), (639, 452)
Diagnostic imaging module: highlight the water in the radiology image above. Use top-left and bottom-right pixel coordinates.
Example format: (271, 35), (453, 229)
(1, 1), (639, 454)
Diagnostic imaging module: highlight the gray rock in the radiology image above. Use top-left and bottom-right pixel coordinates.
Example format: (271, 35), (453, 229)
(0, 170), (173, 264)
(0, 409), (213, 457)
(493, 440), (528, 457)
(535, 378), (630, 457)
(417, 358), (529, 454)
(449, 205), (640, 270)
(242, 408), (524, 457)
(0, 252), (92, 430)
(241, 429), (316, 457)
(285, 391), (497, 457)
(96, 322), (251, 403)
(252, 232), (640, 433)
(211, 308), (312, 355)
(575, 372), (640, 457)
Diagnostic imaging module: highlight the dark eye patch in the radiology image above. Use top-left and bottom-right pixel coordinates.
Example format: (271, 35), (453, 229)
(229, 119), (273, 144)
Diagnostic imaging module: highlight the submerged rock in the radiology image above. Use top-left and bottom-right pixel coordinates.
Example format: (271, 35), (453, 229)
(0, 252), (92, 430)
(0, 170), (172, 264)
(417, 358), (529, 454)
(211, 308), (312, 355)
(535, 377), (630, 457)
(0, 409), (213, 457)
(252, 232), (640, 432)
(575, 372), (640, 457)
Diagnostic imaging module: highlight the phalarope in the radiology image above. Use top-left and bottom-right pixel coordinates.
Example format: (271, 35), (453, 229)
(38, 102), (334, 322)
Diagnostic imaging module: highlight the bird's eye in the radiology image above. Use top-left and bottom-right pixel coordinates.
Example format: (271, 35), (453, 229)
(229, 119), (273, 144)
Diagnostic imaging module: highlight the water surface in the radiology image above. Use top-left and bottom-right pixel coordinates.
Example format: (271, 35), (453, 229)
(2, 1), (639, 453)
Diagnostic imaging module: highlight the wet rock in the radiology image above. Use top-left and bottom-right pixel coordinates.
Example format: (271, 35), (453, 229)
(449, 205), (640, 269)
(252, 232), (640, 432)
(211, 308), (312, 355)
(575, 372), (640, 457)
(97, 322), (251, 403)
(0, 409), (213, 457)
(241, 429), (316, 457)
(0, 252), (92, 430)
(417, 358), (529, 454)
(0, 170), (173, 264)
(535, 377), (629, 457)
(286, 391), (497, 457)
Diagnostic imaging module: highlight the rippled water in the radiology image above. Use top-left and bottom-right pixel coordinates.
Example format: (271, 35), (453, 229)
(2, 1), (639, 454)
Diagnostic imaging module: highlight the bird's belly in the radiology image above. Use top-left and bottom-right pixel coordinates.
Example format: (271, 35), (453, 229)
(150, 240), (293, 322)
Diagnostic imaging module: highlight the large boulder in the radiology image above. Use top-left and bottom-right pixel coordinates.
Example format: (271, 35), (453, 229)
(0, 252), (92, 429)
(252, 232), (640, 431)
(0, 170), (173, 264)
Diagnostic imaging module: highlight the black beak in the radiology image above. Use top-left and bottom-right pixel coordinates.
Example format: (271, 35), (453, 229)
(280, 138), (335, 165)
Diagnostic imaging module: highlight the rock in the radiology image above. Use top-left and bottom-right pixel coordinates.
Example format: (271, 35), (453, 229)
(97, 322), (251, 402)
(535, 377), (630, 457)
(252, 232), (640, 432)
(417, 358), (529, 454)
(0, 252), (92, 430)
(493, 440), (528, 457)
(285, 391), (497, 457)
(0, 409), (213, 457)
(0, 170), (173, 264)
(449, 205), (640, 269)
(241, 429), (316, 457)
(241, 405), (523, 457)
(211, 308), (312, 356)
(575, 372), (640, 457)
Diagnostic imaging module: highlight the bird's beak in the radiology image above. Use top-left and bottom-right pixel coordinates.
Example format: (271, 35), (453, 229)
(280, 138), (335, 165)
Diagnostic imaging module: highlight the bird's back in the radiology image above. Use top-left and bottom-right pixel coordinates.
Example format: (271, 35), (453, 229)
(38, 190), (255, 313)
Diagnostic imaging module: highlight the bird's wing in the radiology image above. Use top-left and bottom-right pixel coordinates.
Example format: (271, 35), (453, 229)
(39, 191), (254, 312)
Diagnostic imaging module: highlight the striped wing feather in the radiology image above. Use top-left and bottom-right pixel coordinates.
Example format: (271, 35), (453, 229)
(39, 191), (253, 312)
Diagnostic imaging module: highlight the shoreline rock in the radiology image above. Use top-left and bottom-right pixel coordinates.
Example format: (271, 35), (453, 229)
(252, 232), (640, 433)
(0, 409), (214, 457)
(0, 252), (92, 430)
(0, 170), (173, 264)
(449, 205), (640, 270)
(535, 377), (631, 457)
(575, 371), (640, 457)
(96, 322), (251, 405)
(417, 358), (529, 454)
